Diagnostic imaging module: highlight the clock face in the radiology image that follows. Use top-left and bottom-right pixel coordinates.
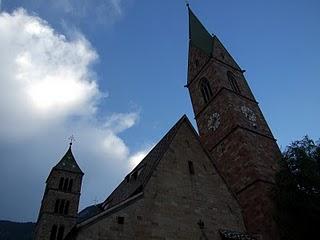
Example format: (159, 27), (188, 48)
(207, 112), (220, 131)
(241, 106), (256, 122)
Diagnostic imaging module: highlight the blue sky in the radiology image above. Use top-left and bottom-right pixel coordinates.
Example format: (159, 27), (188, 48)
(0, 0), (319, 222)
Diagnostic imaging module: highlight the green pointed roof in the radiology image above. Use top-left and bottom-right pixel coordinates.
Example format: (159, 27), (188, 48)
(188, 6), (213, 55)
(53, 145), (83, 175)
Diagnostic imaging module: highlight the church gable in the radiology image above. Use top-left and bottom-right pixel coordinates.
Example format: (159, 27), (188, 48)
(72, 115), (246, 239)
(142, 116), (245, 239)
(99, 115), (185, 212)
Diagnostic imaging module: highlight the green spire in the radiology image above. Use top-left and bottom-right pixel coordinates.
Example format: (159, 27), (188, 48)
(53, 144), (83, 174)
(188, 6), (213, 55)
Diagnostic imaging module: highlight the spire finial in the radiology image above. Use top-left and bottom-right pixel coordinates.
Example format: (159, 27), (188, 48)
(185, 0), (189, 8)
(68, 135), (75, 147)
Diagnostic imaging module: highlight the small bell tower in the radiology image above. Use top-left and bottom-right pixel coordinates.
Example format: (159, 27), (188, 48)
(186, 6), (281, 240)
(34, 141), (83, 240)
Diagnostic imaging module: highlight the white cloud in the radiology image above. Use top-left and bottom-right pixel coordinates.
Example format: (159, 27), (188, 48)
(104, 112), (139, 133)
(110, 0), (123, 16)
(0, 8), (100, 138)
(0, 9), (148, 220)
(101, 131), (129, 160)
(0, 7), (145, 164)
(128, 145), (154, 171)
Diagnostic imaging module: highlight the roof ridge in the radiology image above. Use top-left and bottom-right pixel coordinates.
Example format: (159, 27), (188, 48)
(140, 114), (188, 187)
(100, 115), (189, 211)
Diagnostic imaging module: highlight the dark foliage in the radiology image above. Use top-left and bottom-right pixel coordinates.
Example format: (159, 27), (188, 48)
(275, 136), (320, 240)
(0, 220), (35, 240)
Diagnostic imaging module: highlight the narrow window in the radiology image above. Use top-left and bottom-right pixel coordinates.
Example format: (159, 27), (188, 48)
(68, 179), (73, 192)
(200, 78), (213, 103)
(197, 219), (205, 229)
(63, 178), (69, 191)
(228, 71), (241, 94)
(57, 225), (65, 240)
(117, 216), (124, 224)
(59, 199), (65, 214)
(58, 177), (64, 190)
(54, 199), (60, 213)
(188, 161), (195, 175)
(64, 201), (70, 215)
(201, 88), (209, 103)
(125, 175), (130, 183)
(137, 168), (143, 177)
(49, 225), (57, 240)
(132, 171), (138, 181)
(203, 164), (207, 172)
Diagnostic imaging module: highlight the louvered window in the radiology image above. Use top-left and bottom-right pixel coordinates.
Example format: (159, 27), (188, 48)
(200, 77), (213, 103)
(49, 225), (57, 240)
(57, 225), (64, 240)
(188, 161), (195, 175)
(58, 178), (64, 190)
(227, 71), (241, 94)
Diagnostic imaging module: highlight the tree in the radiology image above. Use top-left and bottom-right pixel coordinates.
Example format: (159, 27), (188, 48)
(275, 136), (320, 240)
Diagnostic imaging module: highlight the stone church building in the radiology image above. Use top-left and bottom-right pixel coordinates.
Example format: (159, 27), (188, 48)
(34, 7), (281, 240)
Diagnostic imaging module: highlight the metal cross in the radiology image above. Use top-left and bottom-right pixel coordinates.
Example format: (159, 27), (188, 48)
(68, 135), (75, 146)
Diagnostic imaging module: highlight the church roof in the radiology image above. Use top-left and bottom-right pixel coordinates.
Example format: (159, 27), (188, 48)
(77, 115), (190, 224)
(53, 145), (83, 175)
(77, 204), (103, 224)
(101, 115), (188, 209)
(188, 6), (213, 55)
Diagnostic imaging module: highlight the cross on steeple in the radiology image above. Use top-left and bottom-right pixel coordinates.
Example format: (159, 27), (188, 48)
(68, 135), (75, 146)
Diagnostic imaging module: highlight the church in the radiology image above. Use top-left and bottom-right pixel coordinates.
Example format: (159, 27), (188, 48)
(34, 6), (281, 240)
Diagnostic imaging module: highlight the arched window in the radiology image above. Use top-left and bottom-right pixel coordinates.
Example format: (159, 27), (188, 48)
(188, 161), (195, 175)
(68, 179), (73, 192)
(200, 77), (213, 103)
(57, 225), (65, 240)
(54, 199), (60, 213)
(63, 178), (69, 191)
(58, 177), (64, 190)
(59, 199), (65, 214)
(49, 225), (57, 240)
(228, 71), (241, 94)
(64, 201), (70, 215)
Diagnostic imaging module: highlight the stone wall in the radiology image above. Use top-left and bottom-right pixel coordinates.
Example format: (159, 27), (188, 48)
(75, 120), (245, 240)
(34, 169), (83, 240)
(187, 34), (281, 240)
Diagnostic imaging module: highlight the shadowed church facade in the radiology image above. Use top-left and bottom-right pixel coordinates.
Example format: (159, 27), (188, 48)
(35, 7), (280, 240)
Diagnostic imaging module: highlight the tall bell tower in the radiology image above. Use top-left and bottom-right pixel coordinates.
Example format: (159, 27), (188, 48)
(34, 143), (83, 240)
(186, 6), (281, 240)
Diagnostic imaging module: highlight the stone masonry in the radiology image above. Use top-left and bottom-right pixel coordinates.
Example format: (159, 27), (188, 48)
(71, 117), (246, 240)
(187, 31), (281, 239)
(34, 146), (83, 240)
